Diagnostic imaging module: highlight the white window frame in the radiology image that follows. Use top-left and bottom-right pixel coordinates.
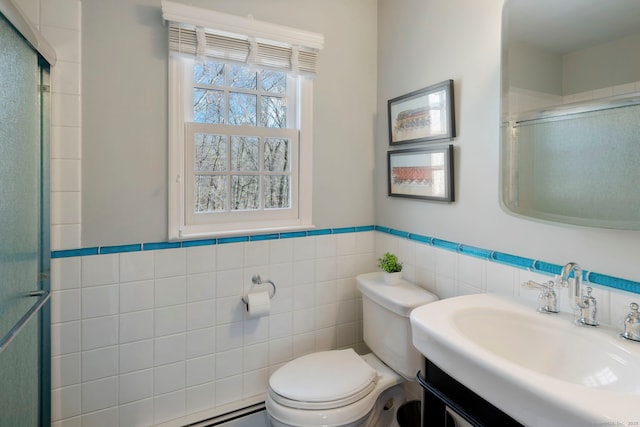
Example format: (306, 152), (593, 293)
(168, 56), (315, 240)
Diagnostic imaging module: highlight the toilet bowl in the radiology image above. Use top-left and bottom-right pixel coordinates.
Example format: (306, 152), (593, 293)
(265, 272), (438, 427)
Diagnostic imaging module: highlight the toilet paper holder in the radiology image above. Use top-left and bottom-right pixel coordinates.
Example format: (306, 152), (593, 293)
(241, 274), (276, 305)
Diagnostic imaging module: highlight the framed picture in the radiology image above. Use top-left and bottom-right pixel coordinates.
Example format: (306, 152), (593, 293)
(387, 145), (454, 202)
(388, 79), (455, 145)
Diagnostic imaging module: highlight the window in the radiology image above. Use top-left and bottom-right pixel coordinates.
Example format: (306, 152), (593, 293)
(162, 1), (323, 239)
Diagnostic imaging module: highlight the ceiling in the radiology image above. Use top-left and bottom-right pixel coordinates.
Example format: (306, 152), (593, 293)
(505, 0), (640, 53)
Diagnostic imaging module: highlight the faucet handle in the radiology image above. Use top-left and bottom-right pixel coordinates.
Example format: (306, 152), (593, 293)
(621, 302), (640, 342)
(522, 280), (558, 313)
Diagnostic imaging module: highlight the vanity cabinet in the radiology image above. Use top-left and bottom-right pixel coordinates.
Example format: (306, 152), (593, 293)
(418, 358), (522, 427)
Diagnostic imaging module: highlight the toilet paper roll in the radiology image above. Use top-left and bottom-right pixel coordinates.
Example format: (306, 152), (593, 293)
(246, 290), (271, 318)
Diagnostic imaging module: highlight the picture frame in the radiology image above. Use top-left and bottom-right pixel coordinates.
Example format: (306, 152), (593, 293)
(387, 145), (454, 202)
(388, 79), (456, 145)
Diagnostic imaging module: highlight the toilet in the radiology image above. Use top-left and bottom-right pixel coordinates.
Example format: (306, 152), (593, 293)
(265, 271), (438, 427)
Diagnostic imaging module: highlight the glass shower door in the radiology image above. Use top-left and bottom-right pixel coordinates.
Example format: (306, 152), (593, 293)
(0, 11), (51, 427)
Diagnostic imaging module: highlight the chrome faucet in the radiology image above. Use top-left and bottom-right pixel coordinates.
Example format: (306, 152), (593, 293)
(559, 262), (598, 326)
(522, 280), (558, 313)
(621, 303), (640, 342)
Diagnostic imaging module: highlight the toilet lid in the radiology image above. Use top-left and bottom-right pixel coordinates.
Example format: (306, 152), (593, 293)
(269, 349), (378, 408)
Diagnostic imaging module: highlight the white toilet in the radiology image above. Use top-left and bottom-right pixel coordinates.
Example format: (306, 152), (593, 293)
(265, 271), (438, 427)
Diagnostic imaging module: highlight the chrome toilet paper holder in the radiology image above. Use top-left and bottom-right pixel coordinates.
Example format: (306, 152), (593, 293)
(241, 274), (276, 306)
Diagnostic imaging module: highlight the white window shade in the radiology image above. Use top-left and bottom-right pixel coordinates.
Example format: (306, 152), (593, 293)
(162, 0), (324, 75)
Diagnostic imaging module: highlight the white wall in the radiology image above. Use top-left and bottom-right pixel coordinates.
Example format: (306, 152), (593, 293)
(376, 0), (640, 284)
(81, 0), (378, 246)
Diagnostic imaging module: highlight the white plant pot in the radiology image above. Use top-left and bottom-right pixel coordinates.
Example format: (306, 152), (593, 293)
(384, 272), (403, 285)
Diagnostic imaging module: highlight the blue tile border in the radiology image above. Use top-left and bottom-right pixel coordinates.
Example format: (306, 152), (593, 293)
(48, 224), (640, 295)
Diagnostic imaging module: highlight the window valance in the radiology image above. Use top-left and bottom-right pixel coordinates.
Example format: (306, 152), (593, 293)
(161, 1), (324, 75)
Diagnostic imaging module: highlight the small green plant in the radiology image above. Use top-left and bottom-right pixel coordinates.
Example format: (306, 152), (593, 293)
(377, 252), (403, 273)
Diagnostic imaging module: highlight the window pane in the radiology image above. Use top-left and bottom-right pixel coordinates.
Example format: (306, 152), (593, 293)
(261, 70), (286, 93)
(264, 138), (290, 172)
(195, 133), (226, 172)
(194, 89), (225, 123)
(261, 96), (287, 128)
(229, 92), (257, 126)
(195, 175), (227, 212)
(264, 176), (290, 209)
(229, 65), (257, 89)
(231, 175), (259, 210)
(194, 61), (224, 86)
(231, 136), (259, 171)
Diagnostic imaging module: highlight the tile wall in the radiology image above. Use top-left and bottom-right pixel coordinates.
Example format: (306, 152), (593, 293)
(50, 231), (375, 426)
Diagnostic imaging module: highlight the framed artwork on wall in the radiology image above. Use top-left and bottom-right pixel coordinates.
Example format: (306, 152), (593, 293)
(387, 145), (454, 202)
(388, 79), (456, 145)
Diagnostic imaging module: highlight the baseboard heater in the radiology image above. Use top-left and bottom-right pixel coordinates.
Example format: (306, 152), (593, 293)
(185, 402), (266, 427)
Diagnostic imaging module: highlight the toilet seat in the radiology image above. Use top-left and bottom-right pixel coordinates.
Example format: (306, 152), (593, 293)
(269, 349), (378, 410)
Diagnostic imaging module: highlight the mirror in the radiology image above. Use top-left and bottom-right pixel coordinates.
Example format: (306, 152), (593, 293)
(500, 0), (640, 229)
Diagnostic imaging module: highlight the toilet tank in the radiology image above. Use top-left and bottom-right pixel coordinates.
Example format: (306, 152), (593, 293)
(357, 272), (438, 380)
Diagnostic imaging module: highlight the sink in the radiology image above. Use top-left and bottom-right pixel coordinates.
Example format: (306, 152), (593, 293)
(410, 293), (640, 426)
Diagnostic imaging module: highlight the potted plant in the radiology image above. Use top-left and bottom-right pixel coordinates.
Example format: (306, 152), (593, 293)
(377, 252), (403, 284)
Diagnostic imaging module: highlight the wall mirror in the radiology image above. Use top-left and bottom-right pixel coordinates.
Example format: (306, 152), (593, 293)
(500, 0), (640, 229)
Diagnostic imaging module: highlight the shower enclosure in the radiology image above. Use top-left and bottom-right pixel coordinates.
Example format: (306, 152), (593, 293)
(0, 2), (55, 425)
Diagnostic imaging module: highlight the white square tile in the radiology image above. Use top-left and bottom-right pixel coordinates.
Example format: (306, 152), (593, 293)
(336, 233), (357, 256)
(51, 257), (81, 291)
(244, 240), (269, 267)
(293, 308), (315, 334)
(51, 289), (80, 323)
(51, 192), (80, 228)
(215, 376), (243, 407)
(51, 224), (81, 251)
(82, 316), (118, 350)
(41, 0), (81, 31)
(119, 369), (153, 404)
(293, 237), (316, 260)
(51, 93), (81, 127)
(81, 406), (118, 427)
(154, 361), (186, 395)
(155, 276), (187, 308)
(315, 304), (337, 329)
(155, 305), (186, 337)
(51, 353), (81, 389)
(154, 390), (186, 425)
(269, 262), (294, 288)
(457, 255), (485, 290)
(155, 334), (185, 366)
(81, 376), (118, 413)
(269, 313), (292, 339)
(215, 322), (243, 352)
(486, 262), (518, 296)
(315, 235), (336, 258)
(186, 382), (215, 414)
(187, 300), (217, 330)
(293, 284), (315, 310)
(120, 340), (154, 374)
(243, 368), (269, 398)
(315, 327), (336, 351)
(335, 299), (357, 324)
(269, 239), (294, 264)
(51, 125), (81, 160)
(293, 332), (315, 358)
(82, 346), (118, 382)
(243, 342), (269, 371)
(336, 278), (358, 301)
(334, 254), (360, 279)
(82, 285), (118, 318)
(120, 310), (153, 343)
(293, 260), (314, 285)
(120, 251), (154, 283)
(51, 159), (80, 192)
(82, 254), (119, 287)
(119, 398), (154, 427)
(154, 248), (187, 278)
(51, 384), (81, 421)
(51, 321), (81, 356)
(217, 242), (244, 270)
(50, 60), (81, 95)
(187, 273), (216, 302)
(315, 280), (336, 305)
(216, 269), (243, 298)
(355, 231), (375, 254)
(243, 317), (270, 345)
(314, 257), (336, 282)
(435, 248), (457, 279)
(336, 322), (358, 348)
(187, 245), (215, 274)
(120, 280), (154, 313)
(435, 275), (458, 300)
(269, 337), (292, 365)
(186, 327), (216, 359)
(270, 287), (293, 314)
(187, 354), (216, 386)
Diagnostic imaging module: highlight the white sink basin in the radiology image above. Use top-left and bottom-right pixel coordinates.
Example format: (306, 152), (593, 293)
(410, 293), (640, 426)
